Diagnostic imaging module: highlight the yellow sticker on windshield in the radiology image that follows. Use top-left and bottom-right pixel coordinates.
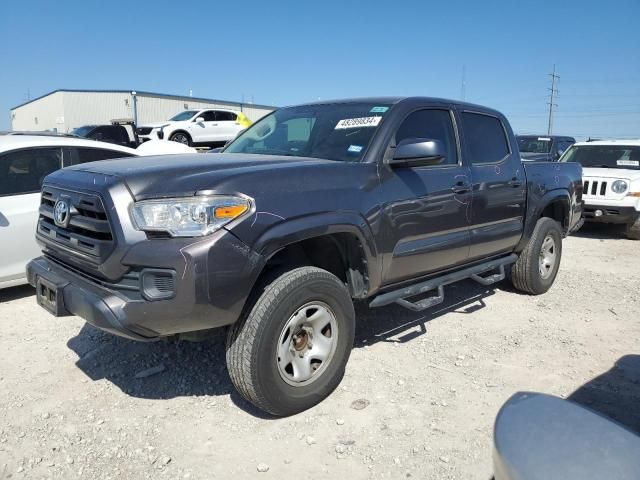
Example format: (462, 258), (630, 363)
(335, 116), (382, 129)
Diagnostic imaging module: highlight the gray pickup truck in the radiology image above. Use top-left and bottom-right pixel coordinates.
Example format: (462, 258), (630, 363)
(28, 97), (583, 416)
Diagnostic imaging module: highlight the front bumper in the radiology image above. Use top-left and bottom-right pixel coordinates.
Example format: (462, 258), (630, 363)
(583, 204), (640, 224)
(27, 230), (264, 341)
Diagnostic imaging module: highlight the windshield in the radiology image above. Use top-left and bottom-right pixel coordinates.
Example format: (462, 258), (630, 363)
(224, 103), (392, 162)
(71, 126), (95, 137)
(517, 136), (552, 153)
(169, 110), (197, 121)
(560, 145), (640, 170)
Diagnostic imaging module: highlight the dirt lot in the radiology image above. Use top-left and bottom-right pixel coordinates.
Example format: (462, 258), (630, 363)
(1, 224), (639, 480)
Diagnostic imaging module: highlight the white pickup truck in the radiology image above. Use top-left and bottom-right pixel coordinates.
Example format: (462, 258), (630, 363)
(560, 139), (640, 239)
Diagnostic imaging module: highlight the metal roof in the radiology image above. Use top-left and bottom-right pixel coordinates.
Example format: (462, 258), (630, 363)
(11, 89), (277, 111)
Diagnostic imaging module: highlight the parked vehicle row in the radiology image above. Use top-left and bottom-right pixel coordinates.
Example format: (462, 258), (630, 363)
(26, 96), (583, 416)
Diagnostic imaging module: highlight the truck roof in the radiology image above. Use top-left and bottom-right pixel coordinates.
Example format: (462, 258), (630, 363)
(516, 134), (576, 141)
(293, 96), (504, 116)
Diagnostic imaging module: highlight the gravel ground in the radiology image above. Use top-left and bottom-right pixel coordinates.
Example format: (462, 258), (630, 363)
(1, 223), (639, 480)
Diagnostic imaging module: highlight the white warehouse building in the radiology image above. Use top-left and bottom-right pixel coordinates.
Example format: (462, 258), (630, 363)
(10, 89), (276, 133)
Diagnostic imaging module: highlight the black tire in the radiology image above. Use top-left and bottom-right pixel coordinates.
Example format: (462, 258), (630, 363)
(225, 267), (355, 416)
(626, 217), (640, 240)
(511, 217), (563, 295)
(169, 131), (191, 146)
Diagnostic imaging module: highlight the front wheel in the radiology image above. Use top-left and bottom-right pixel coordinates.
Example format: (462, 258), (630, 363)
(226, 267), (355, 416)
(511, 217), (563, 295)
(169, 132), (191, 146)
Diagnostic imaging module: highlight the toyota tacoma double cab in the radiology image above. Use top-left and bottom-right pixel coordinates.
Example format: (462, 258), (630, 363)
(28, 97), (583, 416)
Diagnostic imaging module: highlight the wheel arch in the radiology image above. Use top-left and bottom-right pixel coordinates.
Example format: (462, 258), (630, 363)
(250, 213), (381, 299)
(516, 190), (571, 253)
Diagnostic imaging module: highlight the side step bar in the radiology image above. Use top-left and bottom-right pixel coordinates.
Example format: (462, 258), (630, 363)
(369, 254), (517, 311)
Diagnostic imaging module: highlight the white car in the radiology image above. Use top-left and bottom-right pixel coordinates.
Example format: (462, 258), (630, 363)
(137, 109), (246, 146)
(560, 139), (640, 239)
(0, 135), (199, 289)
(0, 134), (140, 289)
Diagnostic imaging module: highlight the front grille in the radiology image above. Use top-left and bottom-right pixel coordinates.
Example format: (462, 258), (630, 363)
(137, 127), (152, 135)
(583, 179), (608, 197)
(38, 187), (115, 263)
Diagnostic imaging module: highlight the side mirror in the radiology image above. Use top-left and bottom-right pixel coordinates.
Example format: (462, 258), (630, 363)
(195, 117), (205, 124)
(389, 138), (446, 167)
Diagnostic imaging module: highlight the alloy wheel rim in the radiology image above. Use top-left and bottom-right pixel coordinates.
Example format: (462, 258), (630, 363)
(539, 234), (557, 279)
(276, 302), (338, 387)
(173, 134), (188, 144)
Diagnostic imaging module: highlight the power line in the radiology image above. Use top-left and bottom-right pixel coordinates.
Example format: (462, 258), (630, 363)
(547, 65), (559, 135)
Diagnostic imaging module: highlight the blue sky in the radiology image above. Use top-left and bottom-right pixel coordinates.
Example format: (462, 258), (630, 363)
(2, 0), (639, 138)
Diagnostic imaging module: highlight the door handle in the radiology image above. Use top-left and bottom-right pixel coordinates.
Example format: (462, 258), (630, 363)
(508, 178), (523, 188)
(451, 181), (470, 194)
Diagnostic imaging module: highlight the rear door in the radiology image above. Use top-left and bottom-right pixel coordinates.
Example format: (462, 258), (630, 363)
(215, 111), (242, 141)
(0, 147), (63, 285)
(459, 110), (526, 260)
(381, 107), (472, 284)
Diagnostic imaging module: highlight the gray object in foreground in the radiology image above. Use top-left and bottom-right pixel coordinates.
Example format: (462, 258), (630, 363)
(494, 392), (640, 480)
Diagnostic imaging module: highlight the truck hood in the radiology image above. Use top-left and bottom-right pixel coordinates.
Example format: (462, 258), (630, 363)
(582, 167), (640, 181)
(65, 153), (337, 200)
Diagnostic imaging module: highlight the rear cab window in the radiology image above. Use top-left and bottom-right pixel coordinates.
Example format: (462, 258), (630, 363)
(462, 112), (510, 164)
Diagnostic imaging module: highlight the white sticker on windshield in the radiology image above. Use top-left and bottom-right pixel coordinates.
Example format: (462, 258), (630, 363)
(335, 116), (382, 129)
(538, 137), (551, 141)
(617, 159), (640, 167)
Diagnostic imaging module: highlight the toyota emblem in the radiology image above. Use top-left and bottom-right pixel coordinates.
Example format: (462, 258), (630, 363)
(54, 199), (70, 227)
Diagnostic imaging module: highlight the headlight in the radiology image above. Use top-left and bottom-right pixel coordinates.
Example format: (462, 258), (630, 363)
(612, 180), (628, 194)
(131, 196), (251, 237)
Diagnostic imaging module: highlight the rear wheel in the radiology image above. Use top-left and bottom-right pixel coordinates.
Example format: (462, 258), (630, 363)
(626, 216), (640, 240)
(511, 217), (563, 295)
(169, 131), (191, 146)
(225, 267), (355, 416)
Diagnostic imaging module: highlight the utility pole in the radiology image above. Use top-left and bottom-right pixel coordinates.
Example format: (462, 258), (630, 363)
(547, 65), (560, 135)
(460, 65), (466, 101)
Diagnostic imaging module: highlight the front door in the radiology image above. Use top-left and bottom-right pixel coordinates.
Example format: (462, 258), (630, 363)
(381, 108), (472, 285)
(189, 110), (217, 143)
(458, 110), (526, 260)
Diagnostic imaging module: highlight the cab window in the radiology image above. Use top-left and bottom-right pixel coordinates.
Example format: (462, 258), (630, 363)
(66, 147), (134, 166)
(0, 147), (63, 196)
(393, 109), (458, 166)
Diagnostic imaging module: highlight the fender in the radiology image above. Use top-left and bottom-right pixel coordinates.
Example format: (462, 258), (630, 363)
(516, 189), (571, 253)
(251, 211), (382, 292)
